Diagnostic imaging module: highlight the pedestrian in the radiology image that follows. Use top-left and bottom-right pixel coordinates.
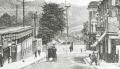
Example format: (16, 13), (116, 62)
(38, 50), (41, 56)
(34, 50), (37, 58)
(0, 54), (3, 67)
(90, 51), (97, 65)
(69, 42), (73, 52)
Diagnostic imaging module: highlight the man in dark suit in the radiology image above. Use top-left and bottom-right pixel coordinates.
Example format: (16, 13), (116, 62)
(0, 54), (3, 67)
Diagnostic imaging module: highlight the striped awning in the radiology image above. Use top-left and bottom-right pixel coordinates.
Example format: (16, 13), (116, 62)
(91, 32), (107, 47)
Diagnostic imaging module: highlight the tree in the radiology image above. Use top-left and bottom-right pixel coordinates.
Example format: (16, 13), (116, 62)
(80, 21), (89, 44)
(0, 13), (17, 27)
(38, 3), (66, 44)
(0, 13), (12, 27)
(24, 11), (34, 26)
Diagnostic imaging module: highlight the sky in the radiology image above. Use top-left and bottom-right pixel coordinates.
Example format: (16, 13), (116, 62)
(44, 0), (100, 6)
(26, 0), (100, 6)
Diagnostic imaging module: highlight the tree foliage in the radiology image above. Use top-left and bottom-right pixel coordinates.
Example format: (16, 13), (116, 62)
(0, 13), (17, 27)
(81, 21), (89, 44)
(38, 3), (66, 44)
(0, 13), (12, 27)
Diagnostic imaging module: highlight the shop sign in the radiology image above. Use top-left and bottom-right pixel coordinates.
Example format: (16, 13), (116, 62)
(108, 39), (111, 54)
(11, 45), (16, 52)
(17, 44), (21, 53)
(108, 17), (119, 32)
(32, 40), (37, 52)
(36, 38), (42, 50)
(112, 0), (116, 6)
(96, 27), (104, 31)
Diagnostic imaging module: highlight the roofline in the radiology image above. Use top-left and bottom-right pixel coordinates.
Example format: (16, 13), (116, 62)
(0, 26), (33, 34)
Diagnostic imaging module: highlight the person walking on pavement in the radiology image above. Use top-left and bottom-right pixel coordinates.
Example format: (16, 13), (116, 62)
(69, 42), (73, 52)
(38, 46), (41, 56)
(0, 53), (3, 67)
(38, 50), (41, 56)
(34, 50), (37, 58)
(90, 51), (98, 65)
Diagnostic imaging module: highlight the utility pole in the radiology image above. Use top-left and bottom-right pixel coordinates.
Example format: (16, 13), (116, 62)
(16, 5), (18, 25)
(65, 0), (71, 39)
(23, 0), (25, 26)
(34, 12), (37, 38)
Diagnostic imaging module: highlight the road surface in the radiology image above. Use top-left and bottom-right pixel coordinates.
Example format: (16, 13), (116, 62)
(24, 44), (95, 69)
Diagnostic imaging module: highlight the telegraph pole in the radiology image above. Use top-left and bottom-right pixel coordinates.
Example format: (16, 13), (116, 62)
(23, 0), (25, 26)
(65, 0), (71, 39)
(16, 5), (18, 25)
(34, 12), (37, 38)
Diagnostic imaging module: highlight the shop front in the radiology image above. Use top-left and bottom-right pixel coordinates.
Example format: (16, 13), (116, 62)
(0, 26), (33, 65)
(104, 35), (120, 63)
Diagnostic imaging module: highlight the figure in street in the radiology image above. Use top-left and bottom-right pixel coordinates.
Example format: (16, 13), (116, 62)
(90, 51), (98, 65)
(38, 50), (41, 56)
(0, 54), (3, 67)
(34, 50), (37, 58)
(69, 42), (73, 52)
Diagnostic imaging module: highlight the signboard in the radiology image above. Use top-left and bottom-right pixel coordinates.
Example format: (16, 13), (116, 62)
(32, 40), (37, 52)
(108, 17), (119, 32)
(96, 27), (104, 31)
(112, 0), (116, 6)
(17, 44), (21, 53)
(36, 38), (42, 51)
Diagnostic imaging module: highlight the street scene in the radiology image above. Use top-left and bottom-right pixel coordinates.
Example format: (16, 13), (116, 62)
(0, 0), (120, 69)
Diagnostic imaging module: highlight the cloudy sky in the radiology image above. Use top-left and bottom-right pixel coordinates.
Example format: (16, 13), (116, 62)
(44, 0), (99, 6)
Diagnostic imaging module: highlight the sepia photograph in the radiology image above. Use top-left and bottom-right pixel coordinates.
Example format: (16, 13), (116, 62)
(0, 0), (120, 69)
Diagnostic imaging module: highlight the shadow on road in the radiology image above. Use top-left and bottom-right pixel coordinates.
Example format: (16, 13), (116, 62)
(73, 65), (95, 69)
(74, 57), (86, 64)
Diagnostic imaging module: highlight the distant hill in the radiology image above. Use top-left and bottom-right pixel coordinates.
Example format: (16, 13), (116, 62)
(0, 0), (45, 16)
(0, 0), (45, 27)
(64, 5), (89, 35)
(70, 6), (88, 28)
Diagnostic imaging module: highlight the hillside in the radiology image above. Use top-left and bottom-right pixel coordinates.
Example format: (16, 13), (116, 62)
(67, 5), (89, 34)
(70, 6), (88, 28)
(0, 0), (45, 16)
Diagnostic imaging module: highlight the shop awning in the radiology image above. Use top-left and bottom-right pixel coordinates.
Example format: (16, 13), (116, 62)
(91, 32), (107, 47)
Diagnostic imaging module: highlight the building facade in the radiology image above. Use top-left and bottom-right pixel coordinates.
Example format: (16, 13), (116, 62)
(88, 1), (100, 50)
(88, 0), (120, 63)
(0, 26), (34, 64)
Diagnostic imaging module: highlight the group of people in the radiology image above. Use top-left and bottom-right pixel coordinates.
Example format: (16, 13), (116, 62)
(47, 44), (57, 62)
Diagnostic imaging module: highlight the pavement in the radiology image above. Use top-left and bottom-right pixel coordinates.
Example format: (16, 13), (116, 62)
(0, 52), (46, 69)
(84, 50), (120, 69)
(1, 44), (120, 69)
(23, 44), (95, 69)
